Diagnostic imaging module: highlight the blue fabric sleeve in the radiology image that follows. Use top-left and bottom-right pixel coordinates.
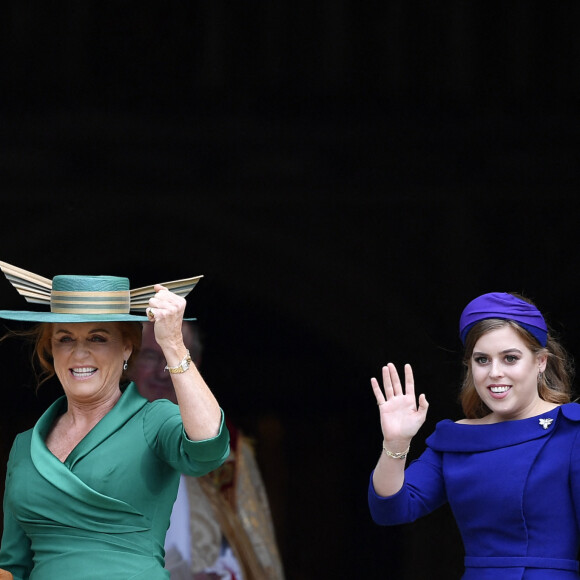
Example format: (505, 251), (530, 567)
(569, 425), (580, 528)
(143, 400), (230, 476)
(368, 446), (448, 526)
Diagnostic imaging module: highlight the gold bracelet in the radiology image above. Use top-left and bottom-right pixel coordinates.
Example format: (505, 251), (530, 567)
(382, 444), (410, 460)
(164, 350), (192, 374)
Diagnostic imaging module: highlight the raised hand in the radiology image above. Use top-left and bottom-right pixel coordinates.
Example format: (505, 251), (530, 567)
(146, 285), (222, 440)
(146, 284), (187, 348)
(371, 363), (429, 444)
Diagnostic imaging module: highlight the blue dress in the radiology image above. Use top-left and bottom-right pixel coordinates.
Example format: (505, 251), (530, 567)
(368, 404), (580, 579)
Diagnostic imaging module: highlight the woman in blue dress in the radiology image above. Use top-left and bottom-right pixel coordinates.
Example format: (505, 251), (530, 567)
(368, 292), (579, 579)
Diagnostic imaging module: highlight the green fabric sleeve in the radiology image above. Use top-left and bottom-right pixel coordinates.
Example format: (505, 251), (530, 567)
(142, 401), (230, 476)
(0, 434), (34, 580)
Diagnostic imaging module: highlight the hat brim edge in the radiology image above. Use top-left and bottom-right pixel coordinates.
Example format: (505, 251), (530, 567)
(0, 311), (197, 323)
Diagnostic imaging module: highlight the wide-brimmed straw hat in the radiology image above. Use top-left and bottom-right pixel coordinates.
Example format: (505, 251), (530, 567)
(0, 260), (202, 323)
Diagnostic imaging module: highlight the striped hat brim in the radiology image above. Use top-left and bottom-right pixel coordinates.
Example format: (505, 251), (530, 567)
(0, 260), (202, 323)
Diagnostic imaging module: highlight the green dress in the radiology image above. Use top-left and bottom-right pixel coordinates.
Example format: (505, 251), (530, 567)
(0, 382), (230, 580)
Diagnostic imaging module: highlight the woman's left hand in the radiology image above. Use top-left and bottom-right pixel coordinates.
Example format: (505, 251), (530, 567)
(146, 284), (186, 347)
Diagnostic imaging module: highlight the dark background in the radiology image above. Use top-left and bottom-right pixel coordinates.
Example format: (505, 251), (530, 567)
(1, 2), (580, 578)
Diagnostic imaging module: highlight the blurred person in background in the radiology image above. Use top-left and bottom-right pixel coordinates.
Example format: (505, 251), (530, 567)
(132, 320), (285, 580)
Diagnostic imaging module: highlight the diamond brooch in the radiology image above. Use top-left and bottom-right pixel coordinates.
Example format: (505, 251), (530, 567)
(539, 418), (553, 430)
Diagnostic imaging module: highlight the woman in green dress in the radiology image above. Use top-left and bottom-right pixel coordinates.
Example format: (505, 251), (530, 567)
(0, 261), (230, 580)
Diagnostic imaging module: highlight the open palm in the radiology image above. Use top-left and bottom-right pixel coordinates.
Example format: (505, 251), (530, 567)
(371, 363), (428, 442)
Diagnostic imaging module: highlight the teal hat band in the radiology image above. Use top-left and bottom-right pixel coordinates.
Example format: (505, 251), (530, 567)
(50, 275), (131, 315)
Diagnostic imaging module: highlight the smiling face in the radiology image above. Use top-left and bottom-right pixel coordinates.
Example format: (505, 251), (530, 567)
(470, 325), (548, 421)
(50, 322), (133, 404)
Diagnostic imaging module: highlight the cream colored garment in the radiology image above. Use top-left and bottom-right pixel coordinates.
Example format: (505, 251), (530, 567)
(186, 476), (222, 573)
(186, 436), (285, 580)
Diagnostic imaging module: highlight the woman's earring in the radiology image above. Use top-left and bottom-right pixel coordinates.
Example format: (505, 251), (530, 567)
(123, 360), (128, 371)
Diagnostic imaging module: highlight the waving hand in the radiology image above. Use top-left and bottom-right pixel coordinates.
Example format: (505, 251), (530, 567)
(371, 363), (429, 444)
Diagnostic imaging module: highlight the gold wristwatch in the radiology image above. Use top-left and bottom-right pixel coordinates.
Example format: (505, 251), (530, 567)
(164, 350), (192, 374)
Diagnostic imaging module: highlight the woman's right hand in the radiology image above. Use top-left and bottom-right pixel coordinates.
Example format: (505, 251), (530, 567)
(371, 363), (429, 445)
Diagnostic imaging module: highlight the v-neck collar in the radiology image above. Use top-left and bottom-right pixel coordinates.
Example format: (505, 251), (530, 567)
(34, 382), (147, 465)
(30, 383), (149, 512)
(25, 382), (151, 531)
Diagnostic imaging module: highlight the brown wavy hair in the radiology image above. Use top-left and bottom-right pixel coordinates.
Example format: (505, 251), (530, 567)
(3, 321), (143, 390)
(460, 301), (574, 419)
